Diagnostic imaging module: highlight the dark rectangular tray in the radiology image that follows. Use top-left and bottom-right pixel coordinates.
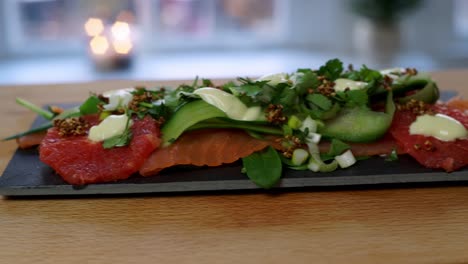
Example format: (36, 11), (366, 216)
(1, 92), (466, 196)
(1, 146), (468, 196)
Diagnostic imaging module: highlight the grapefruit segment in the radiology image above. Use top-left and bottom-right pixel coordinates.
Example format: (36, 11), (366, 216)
(389, 104), (468, 172)
(40, 115), (161, 185)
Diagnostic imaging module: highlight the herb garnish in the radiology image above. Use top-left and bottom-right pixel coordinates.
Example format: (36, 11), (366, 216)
(102, 111), (133, 149)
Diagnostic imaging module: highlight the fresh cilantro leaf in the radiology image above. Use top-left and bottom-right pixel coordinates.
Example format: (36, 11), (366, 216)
(293, 70), (320, 94)
(336, 89), (369, 108)
(347, 89), (369, 107)
(221, 81), (237, 91)
(278, 87), (297, 107)
(102, 129), (132, 149)
(102, 112), (133, 149)
(344, 65), (382, 82)
(164, 84), (197, 110)
(270, 83), (296, 109)
(360, 66), (382, 83)
(230, 84), (263, 98)
(202, 78), (214, 87)
(79, 95), (102, 115)
(230, 79), (276, 107)
(103, 110), (135, 149)
(293, 127), (309, 143)
(318, 58), (344, 80)
(131, 88), (146, 96)
(306, 94), (332, 111)
(147, 103), (170, 120)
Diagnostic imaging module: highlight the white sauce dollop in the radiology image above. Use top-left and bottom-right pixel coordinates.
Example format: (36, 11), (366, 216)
(88, 114), (132, 142)
(194, 87), (264, 121)
(380, 68), (405, 79)
(409, 114), (467, 141)
(102, 88), (134, 111)
(333, 78), (367, 92)
(257, 73), (289, 86)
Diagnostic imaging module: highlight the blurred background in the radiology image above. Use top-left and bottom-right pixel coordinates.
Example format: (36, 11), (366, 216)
(0, 0), (467, 85)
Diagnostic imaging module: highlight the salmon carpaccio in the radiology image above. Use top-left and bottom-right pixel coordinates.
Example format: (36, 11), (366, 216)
(140, 128), (403, 176)
(16, 131), (47, 149)
(139, 129), (272, 176)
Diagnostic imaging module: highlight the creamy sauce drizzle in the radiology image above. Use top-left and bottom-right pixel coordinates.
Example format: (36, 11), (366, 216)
(409, 114), (467, 141)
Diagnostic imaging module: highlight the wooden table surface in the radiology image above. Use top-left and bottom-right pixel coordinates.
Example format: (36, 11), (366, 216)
(1, 71), (468, 264)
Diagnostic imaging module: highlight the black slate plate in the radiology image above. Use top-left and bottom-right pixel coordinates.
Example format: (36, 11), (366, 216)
(1, 91), (466, 196)
(1, 147), (468, 196)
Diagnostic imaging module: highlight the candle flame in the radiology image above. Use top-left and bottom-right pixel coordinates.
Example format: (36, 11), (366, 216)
(84, 18), (104, 37)
(111, 21), (131, 41)
(113, 40), (133, 54)
(90, 35), (109, 55)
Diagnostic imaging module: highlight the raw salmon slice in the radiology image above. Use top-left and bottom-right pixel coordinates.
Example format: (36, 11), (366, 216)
(139, 129), (270, 176)
(16, 131), (46, 149)
(318, 133), (404, 157)
(447, 98), (468, 112)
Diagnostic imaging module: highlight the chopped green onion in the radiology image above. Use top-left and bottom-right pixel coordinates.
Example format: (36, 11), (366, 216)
(287, 115), (301, 129)
(385, 148), (399, 162)
(300, 116), (317, 133)
(306, 132), (322, 144)
(307, 142), (320, 154)
(307, 158), (321, 172)
(335, 150), (356, 168)
(291, 148), (309, 166)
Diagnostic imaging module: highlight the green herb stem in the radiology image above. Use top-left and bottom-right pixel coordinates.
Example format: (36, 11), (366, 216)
(16, 98), (54, 120)
(2, 121), (52, 141)
(189, 119), (283, 136)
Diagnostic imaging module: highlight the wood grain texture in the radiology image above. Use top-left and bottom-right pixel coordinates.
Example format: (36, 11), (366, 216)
(1, 72), (468, 264)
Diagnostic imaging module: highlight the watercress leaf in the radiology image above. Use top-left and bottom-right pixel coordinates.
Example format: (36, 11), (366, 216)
(306, 94), (332, 111)
(318, 58), (343, 80)
(79, 95), (101, 115)
(242, 146), (282, 189)
(328, 138), (350, 156)
(320, 139), (350, 161)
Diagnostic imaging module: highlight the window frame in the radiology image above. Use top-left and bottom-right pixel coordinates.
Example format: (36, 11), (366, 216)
(136, 0), (290, 52)
(2, 0), (291, 56)
(3, 0), (84, 57)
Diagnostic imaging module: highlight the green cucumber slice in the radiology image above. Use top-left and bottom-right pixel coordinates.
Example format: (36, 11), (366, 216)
(319, 92), (394, 143)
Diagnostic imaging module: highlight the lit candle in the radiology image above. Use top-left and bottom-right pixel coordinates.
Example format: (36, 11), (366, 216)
(84, 17), (134, 70)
